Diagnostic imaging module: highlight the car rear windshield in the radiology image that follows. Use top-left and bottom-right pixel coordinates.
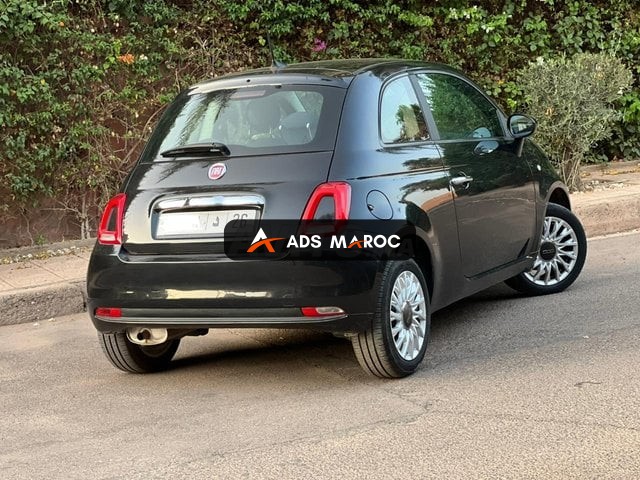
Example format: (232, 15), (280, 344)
(140, 84), (346, 161)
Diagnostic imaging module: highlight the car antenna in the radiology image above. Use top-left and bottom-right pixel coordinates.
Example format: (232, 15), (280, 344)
(266, 31), (287, 71)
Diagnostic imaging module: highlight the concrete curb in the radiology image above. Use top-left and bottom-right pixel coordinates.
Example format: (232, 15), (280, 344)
(0, 281), (86, 326)
(573, 187), (640, 238)
(575, 201), (640, 238)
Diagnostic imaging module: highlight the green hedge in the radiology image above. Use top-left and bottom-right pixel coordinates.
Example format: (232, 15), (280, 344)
(1, 0), (639, 239)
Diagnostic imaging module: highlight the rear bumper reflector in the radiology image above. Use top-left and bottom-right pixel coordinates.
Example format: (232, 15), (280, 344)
(95, 307), (122, 318)
(301, 306), (346, 317)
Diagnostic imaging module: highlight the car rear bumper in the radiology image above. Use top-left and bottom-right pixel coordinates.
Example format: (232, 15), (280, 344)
(91, 307), (371, 333)
(87, 247), (380, 333)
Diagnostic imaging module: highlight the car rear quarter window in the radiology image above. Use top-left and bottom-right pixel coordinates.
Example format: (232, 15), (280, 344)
(415, 73), (503, 141)
(140, 84), (345, 161)
(380, 76), (430, 144)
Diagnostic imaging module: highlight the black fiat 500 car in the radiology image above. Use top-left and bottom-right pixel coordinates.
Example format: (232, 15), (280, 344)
(87, 59), (586, 378)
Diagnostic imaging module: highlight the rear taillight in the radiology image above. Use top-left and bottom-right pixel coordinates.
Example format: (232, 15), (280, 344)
(97, 193), (126, 245)
(302, 182), (351, 221)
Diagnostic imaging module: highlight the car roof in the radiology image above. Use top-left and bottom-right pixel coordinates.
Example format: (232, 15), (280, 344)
(190, 58), (459, 94)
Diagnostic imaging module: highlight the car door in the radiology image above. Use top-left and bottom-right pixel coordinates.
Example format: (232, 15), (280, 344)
(413, 72), (537, 278)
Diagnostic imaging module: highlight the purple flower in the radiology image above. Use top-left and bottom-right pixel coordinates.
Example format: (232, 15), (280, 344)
(312, 38), (327, 52)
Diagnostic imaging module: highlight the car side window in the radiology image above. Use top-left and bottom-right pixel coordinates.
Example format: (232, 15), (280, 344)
(415, 73), (503, 140)
(380, 76), (430, 144)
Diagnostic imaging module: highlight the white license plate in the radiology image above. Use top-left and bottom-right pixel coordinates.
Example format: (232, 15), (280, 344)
(156, 209), (257, 238)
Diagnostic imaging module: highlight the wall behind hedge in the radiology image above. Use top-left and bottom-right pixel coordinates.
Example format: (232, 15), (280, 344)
(0, 0), (638, 246)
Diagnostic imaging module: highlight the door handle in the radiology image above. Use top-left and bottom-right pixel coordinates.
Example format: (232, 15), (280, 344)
(450, 175), (474, 187)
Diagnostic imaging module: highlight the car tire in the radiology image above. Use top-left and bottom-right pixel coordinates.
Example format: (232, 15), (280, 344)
(351, 259), (431, 378)
(98, 332), (180, 373)
(506, 203), (586, 296)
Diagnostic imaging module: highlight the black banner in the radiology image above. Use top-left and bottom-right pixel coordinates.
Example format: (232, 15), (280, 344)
(224, 220), (419, 261)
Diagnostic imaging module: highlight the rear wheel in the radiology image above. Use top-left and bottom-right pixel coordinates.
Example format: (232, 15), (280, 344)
(98, 332), (180, 373)
(352, 260), (431, 378)
(506, 203), (586, 295)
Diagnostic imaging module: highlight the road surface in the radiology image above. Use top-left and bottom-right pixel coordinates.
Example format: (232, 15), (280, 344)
(1, 232), (639, 479)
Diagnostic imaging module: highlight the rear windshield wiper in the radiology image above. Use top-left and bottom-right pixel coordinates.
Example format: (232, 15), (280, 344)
(160, 142), (230, 158)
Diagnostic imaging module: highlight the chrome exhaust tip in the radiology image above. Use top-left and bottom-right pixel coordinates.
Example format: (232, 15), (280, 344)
(126, 327), (168, 346)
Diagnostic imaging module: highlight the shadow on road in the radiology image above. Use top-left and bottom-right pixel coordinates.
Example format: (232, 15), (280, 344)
(165, 283), (526, 377)
(171, 330), (346, 370)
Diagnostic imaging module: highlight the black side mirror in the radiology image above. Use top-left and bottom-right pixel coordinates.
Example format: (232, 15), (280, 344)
(508, 114), (536, 138)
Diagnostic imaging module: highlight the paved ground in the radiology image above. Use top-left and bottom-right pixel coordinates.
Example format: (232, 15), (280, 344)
(1, 231), (639, 479)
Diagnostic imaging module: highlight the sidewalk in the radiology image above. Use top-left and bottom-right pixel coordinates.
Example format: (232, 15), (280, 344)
(1, 161), (639, 326)
(0, 244), (91, 326)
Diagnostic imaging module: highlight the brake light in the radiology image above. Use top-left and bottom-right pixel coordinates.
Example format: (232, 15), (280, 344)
(95, 307), (122, 318)
(97, 193), (126, 245)
(302, 182), (351, 221)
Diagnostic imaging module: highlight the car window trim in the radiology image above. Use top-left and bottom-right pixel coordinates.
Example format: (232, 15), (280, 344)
(408, 74), (441, 140)
(411, 70), (509, 142)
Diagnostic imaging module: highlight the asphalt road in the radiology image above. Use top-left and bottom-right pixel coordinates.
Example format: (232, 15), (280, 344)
(1, 232), (639, 479)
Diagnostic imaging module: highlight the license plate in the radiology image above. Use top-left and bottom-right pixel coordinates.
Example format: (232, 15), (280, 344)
(156, 209), (257, 239)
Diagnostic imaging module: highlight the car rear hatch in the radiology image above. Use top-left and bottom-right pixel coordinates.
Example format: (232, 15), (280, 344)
(118, 80), (347, 257)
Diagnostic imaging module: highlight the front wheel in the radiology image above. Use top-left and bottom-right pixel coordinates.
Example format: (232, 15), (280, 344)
(506, 203), (586, 295)
(98, 332), (180, 373)
(352, 260), (431, 378)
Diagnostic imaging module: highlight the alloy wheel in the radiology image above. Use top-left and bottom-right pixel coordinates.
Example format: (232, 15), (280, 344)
(389, 271), (428, 361)
(525, 215), (579, 286)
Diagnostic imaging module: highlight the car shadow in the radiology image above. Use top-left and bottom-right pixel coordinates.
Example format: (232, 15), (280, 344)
(171, 330), (345, 369)
(167, 283), (526, 379)
(431, 283), (523, 329)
